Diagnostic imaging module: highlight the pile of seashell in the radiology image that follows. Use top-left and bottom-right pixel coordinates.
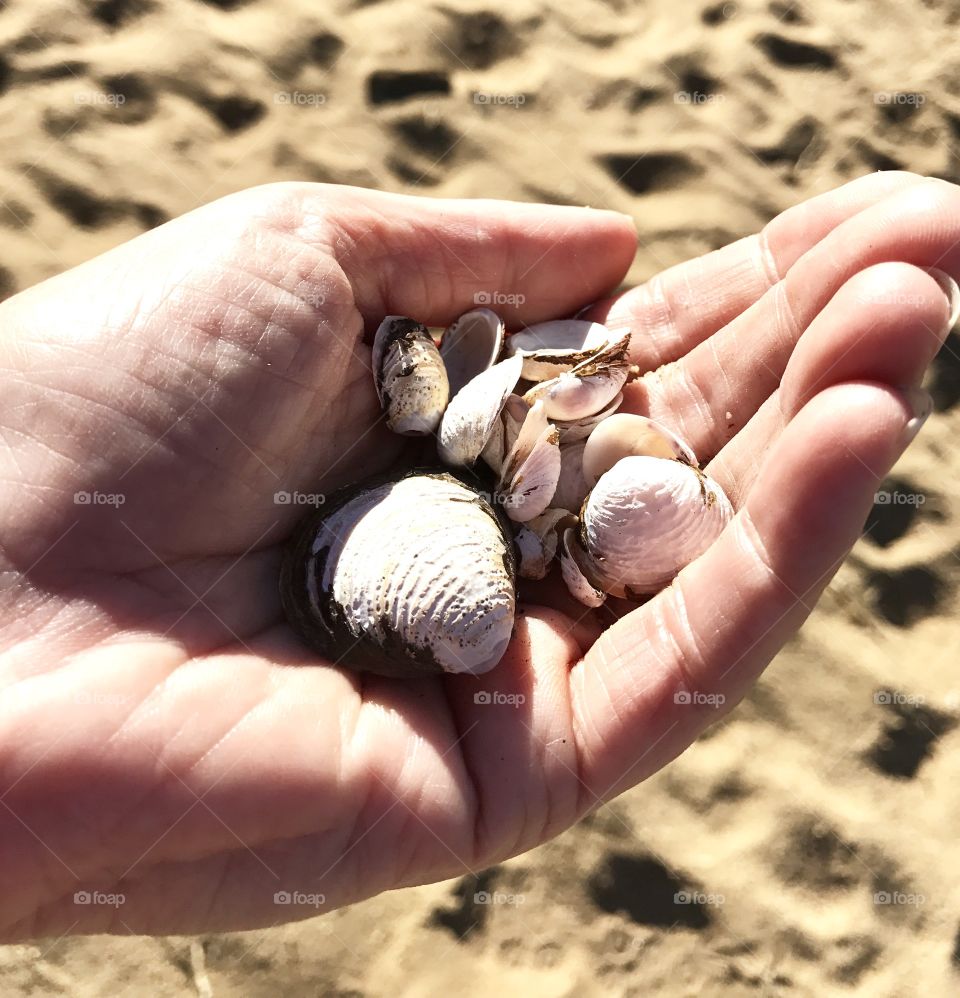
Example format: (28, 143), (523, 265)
(280, 309), (732, 679)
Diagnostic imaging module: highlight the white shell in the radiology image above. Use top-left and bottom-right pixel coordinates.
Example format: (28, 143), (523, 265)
(440, 308), (505, 398)
(555, 392), (623, 443)
(497, 401), (561, 523)
(304, 474), (515, 675)
(553, 438), (590, 513)
(581, 456), (733, 597)
(514, 508), (575, 580)
(439, 353), (523, 466)
(522, 334), (631, 421)
(373, 317), (449, 436)
(582, 413), (698, 485)
(505, 320), (615, 381)
(481, 394), (530, 475)
(560, 527), (606, 607)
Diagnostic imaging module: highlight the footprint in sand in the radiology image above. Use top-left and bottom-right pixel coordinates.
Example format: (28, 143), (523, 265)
(866, 697), (955, 778)
(587, 851), (713, 930)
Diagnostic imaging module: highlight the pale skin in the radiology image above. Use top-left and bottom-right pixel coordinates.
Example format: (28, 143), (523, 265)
(0, 173), (956, 939)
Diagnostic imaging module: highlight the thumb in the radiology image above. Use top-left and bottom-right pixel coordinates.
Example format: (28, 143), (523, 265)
(320, 185), (637, 329)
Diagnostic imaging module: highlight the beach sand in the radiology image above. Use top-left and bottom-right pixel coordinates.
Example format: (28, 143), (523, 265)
(1, 0), (958, 994)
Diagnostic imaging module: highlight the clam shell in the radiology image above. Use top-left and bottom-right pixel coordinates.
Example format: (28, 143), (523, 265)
(280, 471), (516, 677)
(554, 392), (623, 443)
(582, 413), (698, 485)
(440, 308), (505, 398)
(552, 438), (590, 513)
(514, 508), (575, 580)
(439, 353), (524, 467)
(505, 320), (615, 381)
(580, 455), (733, 597)
(481, 394), (530, 475)
(497, 401), (561, 523)
(560, 527), (606, 607)
(522, 334), (631, 421)
(373, 317), (450, 436)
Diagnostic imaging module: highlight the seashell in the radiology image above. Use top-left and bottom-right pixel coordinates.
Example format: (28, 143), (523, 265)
(505, 320), (615, 381)
(582, 413), (698, 485)
(522, 334), (631, 421)
(439, 353), (524, 467)
(514, 508), (575, 580)
(280, 470), (516, 677)
(481, 394), (530, 475)
(573, 455), (733, 600)
(554, 392), (623, 443)
(560, 527), (606, 607)
(373, 316), (450, 436)
(440, 308), (505, 398)
(497, 400), (561, 523)
(552, 438), (590, 513)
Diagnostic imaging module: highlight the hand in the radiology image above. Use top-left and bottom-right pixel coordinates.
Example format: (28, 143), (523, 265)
(0, 175), (954, 939)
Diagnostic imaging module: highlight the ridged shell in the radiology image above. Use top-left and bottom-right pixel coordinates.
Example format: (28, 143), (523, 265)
(373, 317), (449, 436)
(280, 472), (515, 677)
(581, 456), (733, 596)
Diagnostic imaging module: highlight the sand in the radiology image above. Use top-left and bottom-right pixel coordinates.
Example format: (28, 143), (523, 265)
(1, 0), (959, 994)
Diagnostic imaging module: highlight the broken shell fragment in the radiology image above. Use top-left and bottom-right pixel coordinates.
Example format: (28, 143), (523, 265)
(577, 455), (733, 599)
(552, 438), (590, 513)
(440, 308), (505, 398)
(480, 394), (530, 476)
(373, 317), (450, 436)
(505, 320), (615, 381)
(439, 353), (523, 467)
(522, 334), (631, 421)
(497, 400), (561, 523)
(560, 527), (606, 607)
(582, 413), (698, 485)
(555, 393), (623, 443)
(515, 508), (575, 580)
(280, 471), (516, 677)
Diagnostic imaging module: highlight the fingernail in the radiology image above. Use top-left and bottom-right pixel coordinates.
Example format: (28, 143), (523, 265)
(900, 385), (933, 445)
(924, 267), (960, 330)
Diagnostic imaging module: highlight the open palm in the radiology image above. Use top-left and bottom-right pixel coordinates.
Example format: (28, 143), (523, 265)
(0, 174), (955, 939)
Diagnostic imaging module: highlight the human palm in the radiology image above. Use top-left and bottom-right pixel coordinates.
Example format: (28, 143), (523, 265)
(0, 175), (955, 939)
